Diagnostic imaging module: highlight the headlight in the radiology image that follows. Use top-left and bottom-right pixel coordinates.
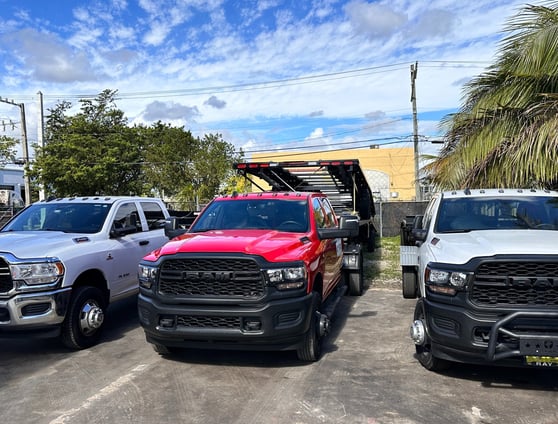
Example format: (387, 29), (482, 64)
(138, 264), (158, 289)
(10, 261), (64, 286)
(425, 266), (471, 295)
(266, 266), (307, 290)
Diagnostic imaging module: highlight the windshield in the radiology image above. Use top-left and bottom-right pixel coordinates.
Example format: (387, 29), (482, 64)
(190, 198), (309, 233)
(2, 202), (112, 234)
(435, 196), (558, 232)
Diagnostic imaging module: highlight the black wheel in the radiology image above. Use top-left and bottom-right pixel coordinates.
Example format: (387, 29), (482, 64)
(61, 286), (107, 350)
(413, 299), (450, 371)
(297, 294), (323, 362)
(402, 268), (418, 299)
(347, 250), (364, 296)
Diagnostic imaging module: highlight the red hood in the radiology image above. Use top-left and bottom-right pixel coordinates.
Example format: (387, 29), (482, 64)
(146, 229), (314, 262)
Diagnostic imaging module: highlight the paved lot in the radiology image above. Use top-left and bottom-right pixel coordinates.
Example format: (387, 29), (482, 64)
(1, 286), (558, 424)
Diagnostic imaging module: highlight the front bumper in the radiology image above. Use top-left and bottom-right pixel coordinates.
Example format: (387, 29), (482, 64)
(423, 297), (558, 366)
(0, 288), (71, 337)
(138, 292), (314, 351)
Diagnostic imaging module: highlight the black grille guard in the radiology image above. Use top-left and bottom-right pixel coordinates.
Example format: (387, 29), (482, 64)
(486, 310), (558, 361)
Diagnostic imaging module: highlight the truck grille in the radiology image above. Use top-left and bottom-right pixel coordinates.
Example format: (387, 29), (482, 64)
(158, 257), (264, 298)
(0, 258), (13, 295)
(177, 315), (240, 329)
(471, 261), (558, 306)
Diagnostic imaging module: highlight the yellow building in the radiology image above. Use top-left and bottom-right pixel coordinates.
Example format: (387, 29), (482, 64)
(250, 146), (416, 201)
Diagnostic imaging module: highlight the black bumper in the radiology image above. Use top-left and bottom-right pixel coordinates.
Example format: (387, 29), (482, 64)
(423, 297), (558, 367)
(138, 292), (315, 352)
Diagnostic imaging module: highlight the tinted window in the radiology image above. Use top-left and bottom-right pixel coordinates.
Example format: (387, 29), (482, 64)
(2, 203), (111, 234)
(313, 198), (326, 229)
(113, 203), (142, 233)
(435, 196), (558, 232)
(190, 198), (309, 232)
(140, 201), (166, 231)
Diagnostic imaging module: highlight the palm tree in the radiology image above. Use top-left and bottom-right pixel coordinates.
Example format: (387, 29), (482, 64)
(426, 2), (558, 190)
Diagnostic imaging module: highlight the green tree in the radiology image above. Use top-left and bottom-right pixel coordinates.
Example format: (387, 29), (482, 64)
(141, 122), (198, 200)
(191, 133), (241, 201)
(142, 125), (242, 209)
(32, 90), (145, 196)
(0, 135), (18, 164)
(427, 2), (558, 189)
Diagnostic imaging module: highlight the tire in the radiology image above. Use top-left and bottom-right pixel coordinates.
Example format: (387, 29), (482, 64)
(413, 299), (450, 371)
(347, 252), (364, 296)
(296, 294), (323, 362)
(61, 286), (107, 350)
(402, 268), (418, 299)
(348, 270), (364, 297)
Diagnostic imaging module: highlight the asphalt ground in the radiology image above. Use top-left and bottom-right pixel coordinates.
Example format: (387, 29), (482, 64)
(1, 280), (558, 424)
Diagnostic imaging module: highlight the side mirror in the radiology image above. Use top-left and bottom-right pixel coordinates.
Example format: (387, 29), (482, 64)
(338, 214), (359, 238)
(412, 228), (428, 243)
(164, 217), (188, 239)
(317, 214), (359, 240)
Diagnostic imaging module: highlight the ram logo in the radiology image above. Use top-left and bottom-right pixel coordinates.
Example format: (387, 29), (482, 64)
(183, 271), (233, 283)
(508, 277), (555, 289)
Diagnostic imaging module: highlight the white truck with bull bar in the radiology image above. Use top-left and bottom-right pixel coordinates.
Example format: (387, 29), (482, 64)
(400, 188), (558, 370)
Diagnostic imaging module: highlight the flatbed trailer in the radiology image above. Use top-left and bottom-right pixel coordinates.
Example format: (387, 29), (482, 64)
(234, 159), (377, 251)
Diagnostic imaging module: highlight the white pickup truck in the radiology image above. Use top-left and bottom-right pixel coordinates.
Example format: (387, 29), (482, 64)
(0, 196), (170, 349)
(401, 189), (558, 370)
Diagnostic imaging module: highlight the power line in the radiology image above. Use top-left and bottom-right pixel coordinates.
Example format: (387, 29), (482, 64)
(13, 60), (488, 102)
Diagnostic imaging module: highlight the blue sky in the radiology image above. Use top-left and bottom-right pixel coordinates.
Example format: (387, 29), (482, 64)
(0, 0), (544, 160)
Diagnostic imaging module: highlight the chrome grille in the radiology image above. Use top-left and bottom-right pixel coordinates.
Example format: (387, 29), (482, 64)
(158, 257), (264, 298)
(471, 261), (558, 306)
(0, 257), (13, 294)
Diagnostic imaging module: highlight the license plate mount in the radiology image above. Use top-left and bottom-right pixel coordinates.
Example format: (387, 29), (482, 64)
(519, 337), (558, 356)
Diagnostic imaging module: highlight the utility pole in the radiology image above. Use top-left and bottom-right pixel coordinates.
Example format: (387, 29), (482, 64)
(37, 91), (45, 200)
(410, 62), (421, 201)
(0, 97), (31, 205)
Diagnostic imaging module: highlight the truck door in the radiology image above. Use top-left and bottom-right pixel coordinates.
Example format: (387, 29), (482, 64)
(313, 197), (343, 299)
(106, 202), (154, 298)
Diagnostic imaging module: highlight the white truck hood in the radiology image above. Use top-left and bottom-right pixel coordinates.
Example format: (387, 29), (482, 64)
(0, 231), (88, 259)
(426, 230), (558, 264)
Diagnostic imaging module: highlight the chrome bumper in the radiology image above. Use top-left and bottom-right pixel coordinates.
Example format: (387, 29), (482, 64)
(0, 287), (72, 327)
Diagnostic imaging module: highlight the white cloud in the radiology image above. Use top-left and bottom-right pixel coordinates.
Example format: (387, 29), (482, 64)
(344, 0), (407, 39)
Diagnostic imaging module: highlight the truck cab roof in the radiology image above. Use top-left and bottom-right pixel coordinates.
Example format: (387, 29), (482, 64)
(440, 188), (558, 199)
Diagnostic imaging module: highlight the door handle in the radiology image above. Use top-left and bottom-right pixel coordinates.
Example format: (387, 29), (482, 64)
(139, 240), (149, 246)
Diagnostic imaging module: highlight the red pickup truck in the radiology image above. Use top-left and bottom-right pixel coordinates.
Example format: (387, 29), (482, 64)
(137, 160), (374, 361)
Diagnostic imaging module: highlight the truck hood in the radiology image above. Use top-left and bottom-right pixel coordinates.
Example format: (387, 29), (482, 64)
(151, 230), (311, 262)
(427, 230), (558, 264)
(0, 231), (87, 258)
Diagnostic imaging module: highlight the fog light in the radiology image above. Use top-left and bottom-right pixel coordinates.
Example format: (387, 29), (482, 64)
(159, 317), (175, 328)
(244, 319), (261, 331)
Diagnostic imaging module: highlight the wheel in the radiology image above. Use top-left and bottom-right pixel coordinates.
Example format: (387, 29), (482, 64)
(61, 286), (107, 349)
(402, 268), (418, 299)
(347, 252), (364, 296)
(297, 294), (323, 362)
(413, 299), (450, 371)
(348, 268), (364, 297)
